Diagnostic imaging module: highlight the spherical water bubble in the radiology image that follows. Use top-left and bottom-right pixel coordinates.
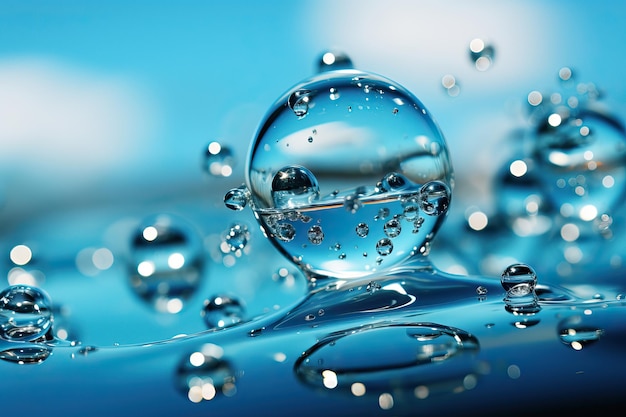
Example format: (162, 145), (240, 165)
(202, 295), (245, 329)
(317, 50), (354, 73)
(271, 165), (320, 209)
(532, 108), (626, 220)
(0, 285), (53, 342)
(501, 263), (537, 296)
(419, 181), (451, 216)
(223, 223), (250, 252)
(203, 141), (235, 177)
(128, 214), (204, 314)
(246, 69), (453, 279)
(224, 185), (249, 211)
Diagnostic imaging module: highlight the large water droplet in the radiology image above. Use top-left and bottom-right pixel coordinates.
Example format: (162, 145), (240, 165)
(0, 285), (53, 342)
(202, 295), (245, 329)
(246, 69), (453, 279)
(501, 263), (537, 296)
(0, 344), (51, 364)
(128, 214), (204, 314)
(271, 165), (320, 209)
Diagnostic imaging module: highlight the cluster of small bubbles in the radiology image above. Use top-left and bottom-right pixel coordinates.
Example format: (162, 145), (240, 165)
(468, 38), (495, 71)
(0, 285), (53, 342)
(317, 50), (354, 73)
(203, 141), (235, 178)
(441, 74), (460, 97)
(128, 214), (204, 314)
(223, 223), (250, 253)
(177, 343), (237, 402)
(271, 165), (320, 209)
(224, 185), (250, 211)
(202, 295), (245, 329)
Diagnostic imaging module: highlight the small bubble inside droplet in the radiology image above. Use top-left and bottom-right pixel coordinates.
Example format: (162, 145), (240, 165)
(307, 225), (325, 245)
(271, 165), (320, 209)
(355, 222), (369, 238)
(419, 181), (451, 216)
(224, 185), (249, 211)
(202, 295), (245, 329)
(288, 90), (311, 117)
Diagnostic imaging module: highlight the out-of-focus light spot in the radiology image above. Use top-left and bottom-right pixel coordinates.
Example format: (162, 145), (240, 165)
(7, 267), (40, 286)
(414, 385), (429, 399)
(322, 370), (338, 389)
(559, 67), (573, 81)
(548, 113), (562, 127)
(525, 197), (539, 215)
(507, 364), (521, 379)
(222, 255), (236, 267)
(548, 151), (569, 166)
(571, 341), (583, 351)
(469, 38), (485, 53)
(527, 90), (542, 106)
(560, 223), (580, 242)
(92, 248), (114, 270)
(583, 151), (593, 161)
(550, 93), (562, 104)
(560, 203), (574, 217)
(56, 328), (69, 340)
(441, 74), (456, 89)
(579, 204), (597, 221)
(602, 175), (615, 188)
(351, 382), (366, 396)
(166, 298), (183, 314)
(468, 211), (488, 231)
(564, 246), (583, 264)
(137, 260), (155, 277)
(189, 351), (205, 367)
(475, 56), (491, 71)
(208, 141), (221, 155)
(322, 52), (336, 65)
(509, 159), (528, 177)
(580, 126), (590, 136)
(378, 393), (394, 410)
(142, 226), (158, 241)
(463, 374), (477, 390)
(584, 309), (592, 315)
(220, 165), (233, 177)
(574, 186), (585, 196)
(273, 352), (287, 363)
(202, 382), (217, 400)
(10, 245), (32, 265)
(168, 253), (185, 269)
(188, 386), (203, 403)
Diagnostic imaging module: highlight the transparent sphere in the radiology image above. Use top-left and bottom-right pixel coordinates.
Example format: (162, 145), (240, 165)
(501, 263), (537, 296)
(128, 214), (204, 313)
(532, 108), (626, 219)
(245, 69), (453, 279)
(0, 285), (53, 342)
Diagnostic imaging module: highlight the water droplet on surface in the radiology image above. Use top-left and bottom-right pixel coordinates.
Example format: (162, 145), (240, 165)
(128, 214), (204, 314)
(271, 165), (320, 209)
(295, 322), (479, 391)
(246, 69), (453, 279)
(288, 90), (311, 117)
(501, 263), (537, 296)
(224, 185), (250, 211)
(317, 50), (354, 72)
(176, 344), (237, 402)
(0, 285), (53, 342)
(0, 344), (51, 364)
(202, 295), (245, 329)
(203, 141), (235, 177)
(558, 316), (604, 350)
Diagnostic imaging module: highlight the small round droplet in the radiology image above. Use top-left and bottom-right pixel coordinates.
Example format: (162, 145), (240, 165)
(288, 90), (311, 117)
(501, 263), (538, 296)
(271, 165), (320, 209)
(0, 285), (53, 342)
(224, 185), (250, 211)
(307, 225), (325, 245)
(476, 286), (488, 296)
(224, 223), (250, 252)
(317, 50), (354, 72)
(355, 222), (369, 238)
(202, 295), (245, 329)
(419, 181), (451, 216)
(128, 214), (203, 314)
(203, 141), (235, 177)
(380, 172), (410, 192)
(376, 238), (393, 256)
(384, 219), (402, 238)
